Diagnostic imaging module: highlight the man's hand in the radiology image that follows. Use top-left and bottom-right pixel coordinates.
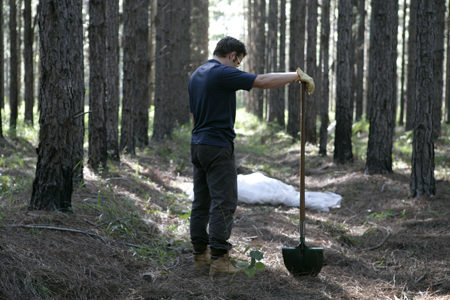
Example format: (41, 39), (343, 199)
(296, 67), (315, 95)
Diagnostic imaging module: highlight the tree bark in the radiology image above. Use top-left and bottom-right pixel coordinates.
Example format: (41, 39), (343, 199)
(399, 0), (407, 125)
(354, 0), (365, 121)
(410, 0), (436, 197)
(9, 0), (18, 133)
(365, 0), (398, 174)
(305, 0), (318, 143)
(287, 0), (306, 139)
(432, 0), (445, 141)
(278, 0), (286, 126)
(0, 0), (3, 137)
(134, 0), (150, 148)
(120, 0), (137, 154)
(250, 0), (265, 119)
(334, 0), (353, 164)
(30, 0), (84, 211)
(24, 0), (34, 124)
(105, 0), (120, 160)
(246, 0), (253, 113)
(152, 0), (191, 141)
(149, 0), (157, 108)
(319, 0), (330, 156)
(173, 1), (191, 126)
(267, 0), (283, 126)
(405, 0), (418, 130)
(88, 0), (107, 170)
(446, 0), (450, 124)
(190, 0), (209, 70)
(72, 1), (86, 187)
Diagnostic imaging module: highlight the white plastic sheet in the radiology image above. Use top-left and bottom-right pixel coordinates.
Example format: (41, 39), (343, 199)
(187, 172), (342, 212)
(237, 172), (341, 212)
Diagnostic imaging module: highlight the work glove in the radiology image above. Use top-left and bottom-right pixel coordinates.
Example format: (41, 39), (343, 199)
(296, 67), (315, 95)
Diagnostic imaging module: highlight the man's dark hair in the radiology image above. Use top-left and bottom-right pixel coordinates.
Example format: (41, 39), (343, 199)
(213, 36), (247, 58)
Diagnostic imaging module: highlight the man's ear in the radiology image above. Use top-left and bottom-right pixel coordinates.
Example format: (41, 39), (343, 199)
(230, 51), (237, 60)
(231, 51), (237, 62)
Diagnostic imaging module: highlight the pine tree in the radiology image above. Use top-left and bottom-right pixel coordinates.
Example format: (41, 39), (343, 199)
(410, 0), (437, 197)
(365, 0), (398, 174)
(334, 0), (353, 164)
(24, 0), (34, 124)
(152, 0), (191, 141)
(30, 0), (84, 210)
(88, 0), (107, 170)
(9, 0), (18, 133)
(319, 0), (330, 156)
(287, 0), (306, 138)
(105, 0), (120, 160)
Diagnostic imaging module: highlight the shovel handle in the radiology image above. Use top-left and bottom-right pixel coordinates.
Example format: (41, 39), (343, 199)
(300, 84), (306, 225)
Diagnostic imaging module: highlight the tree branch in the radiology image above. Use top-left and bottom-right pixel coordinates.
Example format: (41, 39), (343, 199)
(7, 224), (107, 244)
(363, 226), (392, 251)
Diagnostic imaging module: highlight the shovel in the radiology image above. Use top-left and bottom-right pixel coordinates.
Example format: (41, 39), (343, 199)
(282, 83), (323, 276)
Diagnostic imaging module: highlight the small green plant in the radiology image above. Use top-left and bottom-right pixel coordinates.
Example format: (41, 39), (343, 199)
(129, 240), (177, 265)
(365, 209), (393, 221)
(237, 249), (265, 278)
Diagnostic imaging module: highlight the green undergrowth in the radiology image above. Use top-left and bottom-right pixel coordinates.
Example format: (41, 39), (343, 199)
(235, 108), (293, 156)
(0, 107), (39, 206)
(74, 181), (188, 266)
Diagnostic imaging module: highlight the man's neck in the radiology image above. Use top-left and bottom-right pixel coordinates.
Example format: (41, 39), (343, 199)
(213, 55), (226, 65)
(213, 55), (234, 67)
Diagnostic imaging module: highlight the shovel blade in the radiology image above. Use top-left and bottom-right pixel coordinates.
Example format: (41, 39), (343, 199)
(282, 243), (323, 276)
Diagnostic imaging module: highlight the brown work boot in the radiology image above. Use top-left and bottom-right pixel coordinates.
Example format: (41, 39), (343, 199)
(209, 254), (242, 277)
(193, 248), (211, 269)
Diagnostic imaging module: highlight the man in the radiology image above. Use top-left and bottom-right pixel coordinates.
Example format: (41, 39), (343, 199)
(188, 36), (314, 276)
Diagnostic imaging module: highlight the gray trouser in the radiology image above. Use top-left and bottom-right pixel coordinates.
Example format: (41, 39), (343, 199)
(190, 144), (237, 251)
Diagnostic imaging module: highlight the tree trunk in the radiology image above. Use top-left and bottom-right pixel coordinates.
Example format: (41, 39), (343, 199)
(287, 0), (306, 139)
(354, 0), (365, 121)
(410, 0), (436, 197)
(105, 0), (120, 160)
(71, 3), (85, 188)
(365, 0), (398, 174)
(120, 0), (137, 154)
(246, 0), (254, 113)
(190, 0), (209, 70)
(446, 0), (450, 124)
(334, 0), (353, 164)
(152, 0), (191, 141)
(17, 0), (22, 105)
(149, 0), (157, 108)
(9, 0), (18, 133)
(24, 0), (34, 124)
(305, 0), (318, 143)
(173, 1), (191, 126)
(399, 0), (407, 125)
(432, 0), (445, 141)
(134, 0), (150, 148)
(30, 0), (84, 211)
(152, 0), (169, 141)
(88, 0), (107, 170)
(267, 0), (282, 125)
(278, 0), (286, 127)
(405, 0), (418, 130)
(250, 0), (265, 119)
(319, 0), (330, 156)
(0, 0), (3, 137)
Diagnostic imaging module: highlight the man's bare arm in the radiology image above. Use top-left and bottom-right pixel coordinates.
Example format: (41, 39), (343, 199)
(252, 72), (298, 89)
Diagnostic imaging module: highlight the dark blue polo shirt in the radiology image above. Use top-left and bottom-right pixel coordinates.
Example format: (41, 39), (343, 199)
(189, 59), (257, 147)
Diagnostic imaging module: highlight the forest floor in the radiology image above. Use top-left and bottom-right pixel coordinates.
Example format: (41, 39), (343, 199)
(0, 110), (449, 300)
